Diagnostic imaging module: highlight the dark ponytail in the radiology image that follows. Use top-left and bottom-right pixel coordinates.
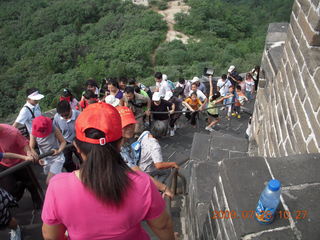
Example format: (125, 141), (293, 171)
(75, 128), (133, 206)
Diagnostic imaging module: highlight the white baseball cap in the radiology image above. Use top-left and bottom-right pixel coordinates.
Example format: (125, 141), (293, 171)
(28, 90), (44, 100)
(152, 92), (161, 101)
(164, 91), (173, 101)
(228, 65), (235, 73)
(191, 77), (200, 83)
(105, 95), (120, 107)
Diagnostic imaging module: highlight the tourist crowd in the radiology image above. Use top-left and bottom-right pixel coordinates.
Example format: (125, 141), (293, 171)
(0, 65), (258, 240)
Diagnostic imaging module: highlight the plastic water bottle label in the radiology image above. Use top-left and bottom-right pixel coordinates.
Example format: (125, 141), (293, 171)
(255, 200), (275, 223)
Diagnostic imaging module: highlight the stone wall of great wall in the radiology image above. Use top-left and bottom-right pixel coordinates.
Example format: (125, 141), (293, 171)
(250, 0), (320, 157)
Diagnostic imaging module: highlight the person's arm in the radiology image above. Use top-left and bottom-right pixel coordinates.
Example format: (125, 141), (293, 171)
(209, 75), (213, 97)
(154, 162), (179, 169)
(182, 101), (194, 112)
(131, 166), (174, 199)
(3, 152), (33, 161)
(42, 223), (67, 240)
(215, 96), (227, 104)
(145, 96), (152, 116)
(147, 210), (175, 240)
(169, 103), (175, 114)
(53, 128), (66, 156)
(29, 134), (39, 160)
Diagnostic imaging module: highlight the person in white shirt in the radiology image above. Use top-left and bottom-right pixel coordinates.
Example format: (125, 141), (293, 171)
(217, 74), (232, 110)
(191, 77), (207, 94)
(189, 82), (207, 103)
(176, 78), (191, 98)
(154, 72), (171, 98)
(13, 88), (44, 134)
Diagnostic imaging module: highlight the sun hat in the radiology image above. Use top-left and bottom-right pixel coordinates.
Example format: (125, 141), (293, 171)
(164, 91), (173, 101)
(27, 90), (44, 101)
(152, 92), (161, 101)
(32, 116), (52, 138)
(75, 102), (122, 145)
(105, 95), (120, 107)
(228, 65), (235, 73)
(191, 77), (200, 83)
(116, 106), (137, 128)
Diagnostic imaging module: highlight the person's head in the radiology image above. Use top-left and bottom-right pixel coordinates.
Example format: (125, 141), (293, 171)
(236, 85), (242, 93)
(118, 77), (128, 90)
(83, 89), (97, 100)
(57, 100), (72, 120)
(86, 79), (98, 92)
(74, 102), (132, 205)
(107, 79), (120, 93)
(246, 73), (253, 80)
(229, 85), (234, 93)
(152, 92), (161, 106)
(60, 88), (73, 102)
(210, 92), (221, 101)
(26, 88), (44, 105)
(124, 86), (135, 101)
(128, 78), (137, 86)
(191, 82), (198, 91)
(32, 116), (52, 138)
(178, 78), (185, 85)
(154, 72), (162, 83)
(173, 87), (183, 97)
(134, 86), (141, 94)
(221, 74), (227, 81)
(116, 106), (137, 139)
(190, 91), (198, 101)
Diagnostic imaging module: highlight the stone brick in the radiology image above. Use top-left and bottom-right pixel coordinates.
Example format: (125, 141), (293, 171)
(300, 36), (320, 75)
(292, 1), (300, 18)
(292, 63), (307, 101)
(297, 0), (312, 15)
(293, 124), (307, 153)
(311, 0), (320, 7)
(298, 10), (320, 46)
(288, 28), (305, 69)
(313, 68), (320, 94)
(307, 138), (319, 152)
(286, 120), (298, 151)
(290, 16), (302, 43)
(308, 5), (320, 31)
(279, 89), (289, 120)
(279, 143), (286, 156)
(295, 96), (312, 139)
(303, 67), (320, 112)
(285, 41), (297, 67)
(284, 138), (295, 155)
(304, 99), (320, 145)
(285, 61), (297, 95)
(281, 64), (289, 87)
(285, 90), (298, 125)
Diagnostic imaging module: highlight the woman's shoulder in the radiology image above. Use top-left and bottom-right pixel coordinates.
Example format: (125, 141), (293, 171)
(49, 172), (76, 186)
(128, 171), (152, 186)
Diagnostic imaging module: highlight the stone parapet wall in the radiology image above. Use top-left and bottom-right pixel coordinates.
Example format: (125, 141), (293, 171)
(251, 0), (320, 157)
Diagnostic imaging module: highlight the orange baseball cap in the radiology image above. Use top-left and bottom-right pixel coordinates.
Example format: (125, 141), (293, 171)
(116, 106), (137, 128)
(32, 116), (53, 138)
(76, 102), (122, 145)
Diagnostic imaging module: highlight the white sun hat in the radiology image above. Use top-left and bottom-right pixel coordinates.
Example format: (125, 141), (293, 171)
(105, 95), (120, 107)
(164, 91), (173, 101)
(152, 92), (161, 101)
(28, 90), (44, 100)
(191, 76), (200, 83)
(228, 65), (235, 73)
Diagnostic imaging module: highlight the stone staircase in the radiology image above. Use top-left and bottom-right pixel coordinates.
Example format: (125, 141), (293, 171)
(183, 129), (320, 240)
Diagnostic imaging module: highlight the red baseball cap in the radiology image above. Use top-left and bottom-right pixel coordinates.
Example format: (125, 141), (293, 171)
(32, 116), (53, 138)
(76, 102), (122, 145)
(116, 106), (137, 128)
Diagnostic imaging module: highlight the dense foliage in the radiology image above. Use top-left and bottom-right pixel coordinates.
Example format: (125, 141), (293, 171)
(0, 0), (293, 119)
(0, 0), (166, 119)
(154, 0), (294, 80)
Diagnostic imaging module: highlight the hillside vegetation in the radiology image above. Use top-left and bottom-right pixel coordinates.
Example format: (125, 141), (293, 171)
(154, 0), (294, 79)
(0, 0), (293, 119)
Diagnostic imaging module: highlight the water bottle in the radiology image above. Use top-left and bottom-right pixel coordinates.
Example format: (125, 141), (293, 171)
(255, 179), (281, 224)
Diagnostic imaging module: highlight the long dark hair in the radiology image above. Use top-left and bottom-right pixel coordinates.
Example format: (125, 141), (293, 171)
(75, 128), (133, 206)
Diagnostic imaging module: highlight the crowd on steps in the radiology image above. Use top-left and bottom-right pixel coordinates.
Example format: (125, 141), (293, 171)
(0, 64), (259, 240)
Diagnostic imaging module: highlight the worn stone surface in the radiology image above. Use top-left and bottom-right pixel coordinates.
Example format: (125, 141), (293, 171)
(249, 228), (297, 240)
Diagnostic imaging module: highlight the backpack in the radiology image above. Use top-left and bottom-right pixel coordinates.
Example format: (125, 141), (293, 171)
(130, 131), (149, 165)
(167, 80), (176, 90)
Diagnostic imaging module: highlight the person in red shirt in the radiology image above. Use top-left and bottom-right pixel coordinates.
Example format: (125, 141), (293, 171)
(0, 124), (41, 208)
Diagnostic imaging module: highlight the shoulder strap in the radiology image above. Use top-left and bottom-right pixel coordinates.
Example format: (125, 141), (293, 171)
(24, 106), (35, 119)
(137, 131), (149, 143)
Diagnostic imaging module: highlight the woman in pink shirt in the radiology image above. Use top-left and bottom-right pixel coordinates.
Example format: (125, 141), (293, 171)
(41, 102), (174, 240)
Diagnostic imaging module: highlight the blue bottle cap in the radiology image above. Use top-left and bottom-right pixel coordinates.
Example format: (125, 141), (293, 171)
(268, 179), (281, 191)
